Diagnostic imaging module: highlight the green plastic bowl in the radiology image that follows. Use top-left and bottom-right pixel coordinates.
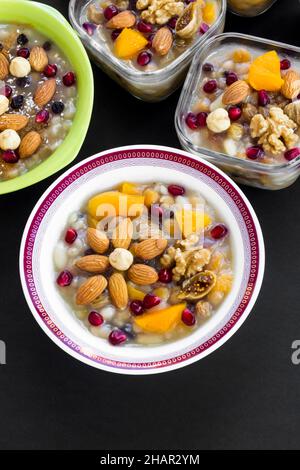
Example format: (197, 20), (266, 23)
(0, 0), (94, 195)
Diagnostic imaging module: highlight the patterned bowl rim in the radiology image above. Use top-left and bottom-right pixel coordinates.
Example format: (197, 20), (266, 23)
(19, 145), (265, 375)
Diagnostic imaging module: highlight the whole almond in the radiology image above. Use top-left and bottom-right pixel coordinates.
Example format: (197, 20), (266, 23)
(281, 70), (300, 99)
(106, 11), (136, 29)
(108, 273), (128, 310)
(76, 275), (107, 305)
(0, 53), (9, 80)
(135, 238), (168, 260)
(152, 27), (173, 56)
(87, 227), (109, 254)
(112, 218), (133, 250)
(75, 255), (109, 273)
(222, 80), (250, 106)
(30, 46), (48, 72)
(0, 113), (29, 131)
(19, 131), (42, 159)
(128, 264), (158, 285)
(34, 79), (56, 107)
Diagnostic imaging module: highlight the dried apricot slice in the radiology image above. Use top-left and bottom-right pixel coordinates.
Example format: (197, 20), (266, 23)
(134, 303), (186, 333)
(248, 51), (284, 91)
(114, 28), (148, 60)
(202, 1), (217, 24)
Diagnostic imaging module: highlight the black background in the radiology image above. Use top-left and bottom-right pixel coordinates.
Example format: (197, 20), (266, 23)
(0, 0), (299, 451)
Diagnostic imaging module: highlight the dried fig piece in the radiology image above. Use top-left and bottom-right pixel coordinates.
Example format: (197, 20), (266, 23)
(175, 0), (202, 39)
(178, 271), (216, 301)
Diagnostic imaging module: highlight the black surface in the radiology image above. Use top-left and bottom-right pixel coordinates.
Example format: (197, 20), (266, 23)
(0, 0), (299, 451)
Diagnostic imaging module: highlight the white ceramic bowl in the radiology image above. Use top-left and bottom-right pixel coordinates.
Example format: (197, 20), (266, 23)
(19, 145), (265, 375)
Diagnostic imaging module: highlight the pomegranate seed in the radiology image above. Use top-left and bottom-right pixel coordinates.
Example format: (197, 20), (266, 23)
(4, 85), (12, 98)
(199, 22), (209, 34)
(88, 311), (104, 326)
(17, 47), (30, 59)
(143, 294), (161, 309)
(65, 228), (77, 244)
(284, 147), (300, 161)
(182, 308), (196, 326)
(56, 270), (73, 287)
(257, 89), (270, 107)
(280, 58), (291, 70)
(35, 109), (49, 124)
(82, 22), (97, 36)
(111, 29), (121, 41)
(246, 145), (264, 160)
(202, 62), (214, 73)
(168, 184), (185, 196)
(228, 106), (242, 121)
(109, 329), (127, 345)
(1, 149), (19, 163)
(185, 112), (198, 130)
(226, 72), (238, 86)
(137, 51), (152, 66)
(211, 224), (228, 240)
(130, 300), (144, 316)
(104, 5), (119, 20)
(137, 20), (153, 33)
(167, 16), (178, 29)
(203, 79), (217, 94)
(196, 112), (208, 127)
(63, 71), (76, 87)
(44, 64), (57, 77)
(158, 268), (172, 283)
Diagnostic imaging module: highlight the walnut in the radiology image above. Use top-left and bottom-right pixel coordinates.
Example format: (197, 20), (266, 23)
(195, 300), (212, 319)
(160, 245), (176, 268)
(250, 107), (299, 155)
(176, 233), (199, 250)
(285, 100), (300, 126)
(137, 0), (184, 25)
(227, 123), (244, 141)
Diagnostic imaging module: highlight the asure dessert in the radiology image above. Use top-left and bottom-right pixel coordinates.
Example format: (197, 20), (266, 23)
(54, 181), (233, 346)
(0, 25), (77, 182)
(82, 0), (219, 71)
(228, 0), (277, 17)
(185, 47), (300, 166)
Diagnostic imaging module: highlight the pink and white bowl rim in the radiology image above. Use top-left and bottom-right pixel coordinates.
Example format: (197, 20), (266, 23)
(19, 145), (265, 375)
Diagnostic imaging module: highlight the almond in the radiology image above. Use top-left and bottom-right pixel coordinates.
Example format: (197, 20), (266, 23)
(75, 255), (110, 273)
(76, 275), (107, 305)
(281, 70), (300, 99)
(29, 46), (48, 72)
(128, 264), (158, 285)
(152, 27), (173, 56)
(222, 80), (250, 106)
(0, 53), (9, 80)
(106, 11), (136, 29)
(112, 218), (133, 250)
(0, 113), (29, 131)
(108, 273), (128, 310)
(34, 79), (56, 107)
(87, 227), (109, 254)
(19, 131), (42, 159)
(135, 238), (168, 260)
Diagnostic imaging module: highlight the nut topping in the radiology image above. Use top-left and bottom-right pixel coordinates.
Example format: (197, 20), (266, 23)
(222, 80), (250, 106)
(29, 46), (48, 72)
(76, 275), (108, 305)
(106, 11), (136, 29)
(152, 27), (173, 56)
(0, 53), (9, 80)
(75, 255), (110, 273)
(34, 78), (57, 107)
(19, 131), (42, 159)
(108, 273), (128, 310)
(281, 70), (300, 99)
(128, 264), (158, 285)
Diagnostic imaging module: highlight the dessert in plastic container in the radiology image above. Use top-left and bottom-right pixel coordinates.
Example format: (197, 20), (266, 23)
(175, 33), (300, 190)
(228, 0), (277, 17)
(69, 0), (226, 102)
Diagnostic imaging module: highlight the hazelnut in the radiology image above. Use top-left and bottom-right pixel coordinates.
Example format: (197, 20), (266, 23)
(207, 108), (231, 133)
(109, 248), (133, 271)
(9, 57), (31, 78)
(0, 129), (21, 150)
(0, 95), (9, 116)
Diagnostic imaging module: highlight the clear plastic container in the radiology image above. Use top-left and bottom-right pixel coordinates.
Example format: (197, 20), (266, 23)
(228, 0), (277, 16)
(175, 33), (300, 190)
(69, 0), (226, 102)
